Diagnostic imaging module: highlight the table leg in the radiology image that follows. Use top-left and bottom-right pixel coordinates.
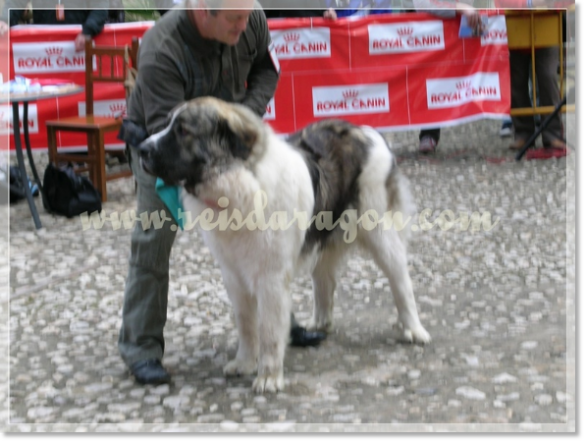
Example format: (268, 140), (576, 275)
(12, 102), (42, 229)
(22, 102), (50, 210)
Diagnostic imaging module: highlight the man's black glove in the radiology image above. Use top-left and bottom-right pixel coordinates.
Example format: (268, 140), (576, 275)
(118, 119), (149, 147)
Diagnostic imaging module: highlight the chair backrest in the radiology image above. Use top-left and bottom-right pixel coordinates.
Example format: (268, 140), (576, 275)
(129, 37), (140, 69)
(123, 37), (140, 102)
(84, 37), (129, 116)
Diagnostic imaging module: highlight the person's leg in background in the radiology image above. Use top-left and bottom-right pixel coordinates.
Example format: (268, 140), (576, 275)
(419, 128), (441, 154)
(534, 46), (565, 150)
(509, 50), (535, 150)
(528, 72), (541, 128)
(500, 117), (512, 137)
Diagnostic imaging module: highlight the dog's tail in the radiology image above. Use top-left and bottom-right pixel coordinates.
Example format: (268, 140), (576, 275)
(360, 126), (416, 245)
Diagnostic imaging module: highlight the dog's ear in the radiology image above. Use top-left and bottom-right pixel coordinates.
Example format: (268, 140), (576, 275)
(216, 119), (249, 160)
(221, 105), (259, 159)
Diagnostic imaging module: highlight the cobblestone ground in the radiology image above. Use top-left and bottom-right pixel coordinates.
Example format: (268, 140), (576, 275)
(2, 117), (576, 431)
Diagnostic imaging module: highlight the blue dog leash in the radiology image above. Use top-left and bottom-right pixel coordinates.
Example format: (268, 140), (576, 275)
(155, 178), (184, 230)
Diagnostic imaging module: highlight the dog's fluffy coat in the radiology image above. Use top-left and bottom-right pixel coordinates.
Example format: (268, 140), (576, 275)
(140, 97), (431, 393)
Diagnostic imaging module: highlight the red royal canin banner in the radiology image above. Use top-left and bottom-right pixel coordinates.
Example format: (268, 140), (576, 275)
(267, 12), (510, 133)
(2, 12), (510, 151)
(2, 21), (153, 151)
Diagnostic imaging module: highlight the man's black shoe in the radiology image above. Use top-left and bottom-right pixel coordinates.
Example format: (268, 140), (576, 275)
(130, 359), (170, 385)
(290, 325), (327, 347)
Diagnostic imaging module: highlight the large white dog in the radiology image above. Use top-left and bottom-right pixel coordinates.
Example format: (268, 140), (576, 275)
(139, 97), (431, 393)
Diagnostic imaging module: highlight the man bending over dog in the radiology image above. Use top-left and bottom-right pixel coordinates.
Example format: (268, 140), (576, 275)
(118, 0), (324, 386)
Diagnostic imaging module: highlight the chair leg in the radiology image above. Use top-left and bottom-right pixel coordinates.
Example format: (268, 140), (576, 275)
(86, 132), (98, 188)
(96, 130), (107, 202)
(47, 126), (58, 164)
(87, 131), (107, 202)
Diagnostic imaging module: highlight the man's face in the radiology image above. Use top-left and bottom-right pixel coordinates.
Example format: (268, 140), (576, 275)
(210, 9), (252, 45)
(201, 0), (255, 46)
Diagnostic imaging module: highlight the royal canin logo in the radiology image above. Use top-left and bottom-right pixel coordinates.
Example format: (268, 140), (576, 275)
(397, 27), (414, 37)
(79, 101), (127, 118)
(456, 81), (472, 90)
(283, 33), (300, 42)
(271, 28), (331, 59)
(480, 16), (508, 46)
(1, 105), (39, 135)
(45, 47), (63, 56)
(484, 30), (508, 40)
(14, 43), (85, 73)
(427, 74), (502, 109)
(369, 21), (445, 54)
(342, 90), (360, 99)
(313, 84), (390, 116)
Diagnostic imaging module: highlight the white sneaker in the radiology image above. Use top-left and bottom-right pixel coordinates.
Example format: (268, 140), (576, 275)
(499, 126), (512, 137)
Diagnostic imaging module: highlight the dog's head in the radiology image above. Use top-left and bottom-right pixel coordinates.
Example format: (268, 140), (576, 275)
(139, 97), (262, 192)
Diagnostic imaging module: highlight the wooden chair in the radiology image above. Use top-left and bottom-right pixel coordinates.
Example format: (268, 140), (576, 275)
(46, 37), (138, 202)
(127, 37), (140, 97)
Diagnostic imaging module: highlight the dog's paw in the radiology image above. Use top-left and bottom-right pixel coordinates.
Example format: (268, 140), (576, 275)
(223, 359), (257, 377)
(391, 323), (431, 344)
(252, 373), (284, 393)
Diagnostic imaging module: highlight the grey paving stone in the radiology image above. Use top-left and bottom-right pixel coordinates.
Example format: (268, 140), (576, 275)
(5, 116), (575, 430)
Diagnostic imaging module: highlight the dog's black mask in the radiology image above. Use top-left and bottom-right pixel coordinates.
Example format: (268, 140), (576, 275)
(138, 99), (257, 190)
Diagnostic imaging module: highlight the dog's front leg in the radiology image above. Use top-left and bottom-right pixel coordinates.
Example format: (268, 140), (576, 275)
(252, 276), (291, 393)
(223, 275), (258, 377)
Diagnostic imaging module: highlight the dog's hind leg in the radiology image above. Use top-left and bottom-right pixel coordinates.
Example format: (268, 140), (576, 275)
(252, 275), (291, 393)
(223, 273), (258, 377)
(362, 229), (431, 344)
(307, 245), (345, 333)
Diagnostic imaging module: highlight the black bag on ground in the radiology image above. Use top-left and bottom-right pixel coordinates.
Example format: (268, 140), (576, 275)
(42, 163), (102, 217)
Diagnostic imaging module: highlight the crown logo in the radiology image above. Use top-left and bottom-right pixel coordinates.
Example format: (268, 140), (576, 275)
(342, 90), (359, 100)
(397, 27), (414, 37)
(456, 81), (472, 90)
(283, 33), (300, 42)
(109, 103), (127, 113)
(45, 47), (63, 56)
(109, 103), (127, 117)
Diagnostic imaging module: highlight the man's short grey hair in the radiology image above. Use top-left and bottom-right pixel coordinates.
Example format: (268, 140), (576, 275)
(186, 0), (224, 8)
(185, 0), (224, 15)
(186, 0), (258, 16)
(204, 0), (225, 7)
